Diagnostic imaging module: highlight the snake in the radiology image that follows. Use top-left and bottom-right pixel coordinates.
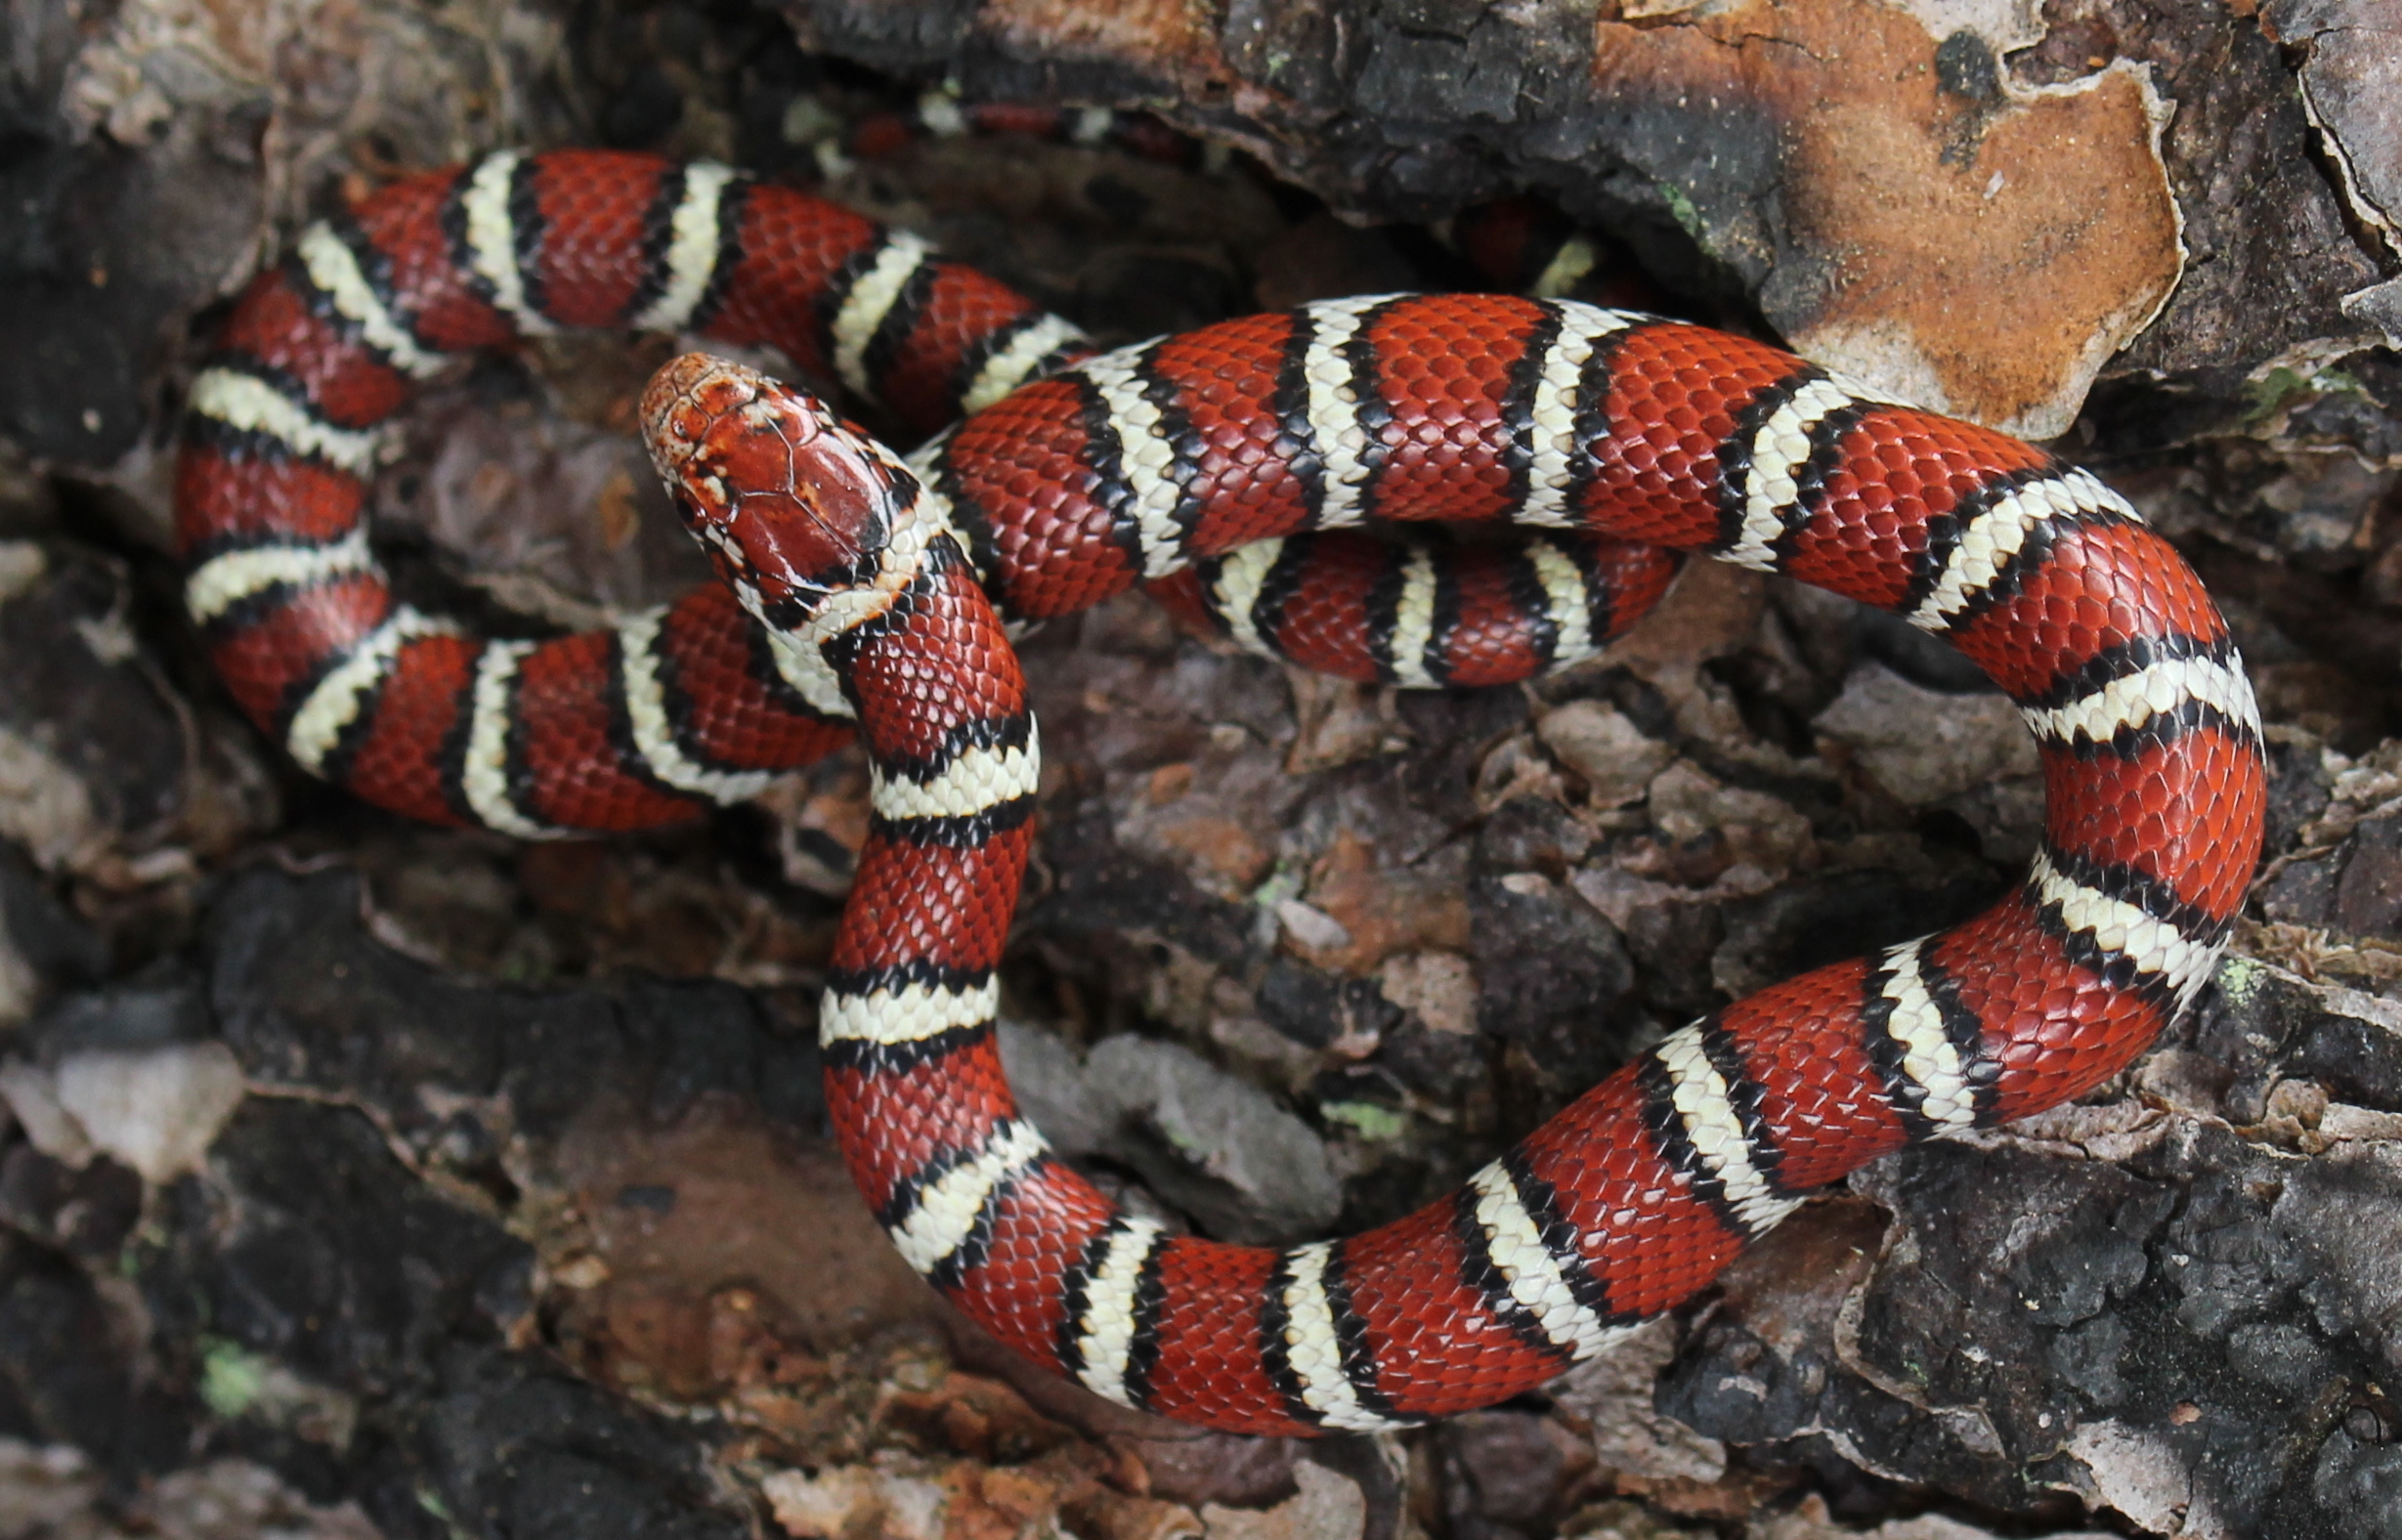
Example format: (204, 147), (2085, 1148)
(175, 148), (2267, 1434)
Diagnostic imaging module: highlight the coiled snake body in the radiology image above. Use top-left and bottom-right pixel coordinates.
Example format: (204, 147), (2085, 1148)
(177, 149), (2266, 1434)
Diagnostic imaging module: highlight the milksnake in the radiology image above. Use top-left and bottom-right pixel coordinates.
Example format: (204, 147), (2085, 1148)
(177, 149), (2267, 1434)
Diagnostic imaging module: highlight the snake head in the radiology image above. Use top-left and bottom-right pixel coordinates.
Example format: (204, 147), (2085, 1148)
(639, 353), (900, 625)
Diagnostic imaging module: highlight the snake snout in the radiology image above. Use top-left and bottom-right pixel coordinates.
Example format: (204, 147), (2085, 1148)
(639, 353), (794, 471)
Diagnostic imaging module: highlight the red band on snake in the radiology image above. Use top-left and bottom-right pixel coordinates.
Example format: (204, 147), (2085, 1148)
(179, 149), (2267, 1434)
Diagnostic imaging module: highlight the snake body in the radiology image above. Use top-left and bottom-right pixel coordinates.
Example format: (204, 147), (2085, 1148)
(175, 150), (1673, 834)
(177, 149), (2267, 1434)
